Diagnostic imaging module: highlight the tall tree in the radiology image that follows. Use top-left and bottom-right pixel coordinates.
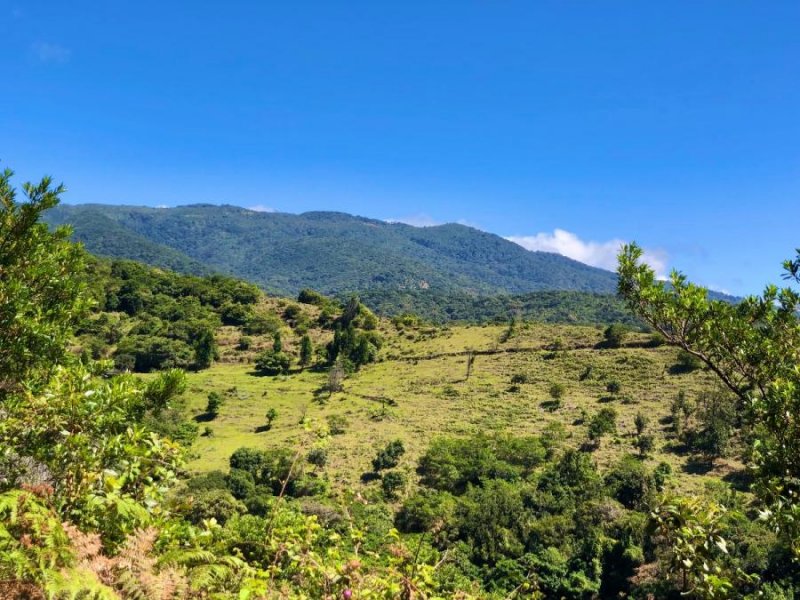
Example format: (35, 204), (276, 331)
(618, 243), (800, 558)
(299, 334), (313, 366)
(0, 168), (88, 396)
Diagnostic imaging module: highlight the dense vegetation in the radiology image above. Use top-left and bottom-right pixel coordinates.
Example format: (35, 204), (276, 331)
(43, 203), (619, 298)
(3, 169), (799, 598)
(75, 258), (262, 372)
(357, 287), (642, 326)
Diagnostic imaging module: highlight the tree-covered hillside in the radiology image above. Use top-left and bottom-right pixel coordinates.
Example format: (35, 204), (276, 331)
(43, 203), (618, 297)
(5, 169), (799, 598)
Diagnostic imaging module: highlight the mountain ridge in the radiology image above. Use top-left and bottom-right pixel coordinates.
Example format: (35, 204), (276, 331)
(44, 203), (620, 298)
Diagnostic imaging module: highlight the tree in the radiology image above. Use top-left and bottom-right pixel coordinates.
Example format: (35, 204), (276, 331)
(635, 434), (655, 457)
(265, 407), (278, 428)
(588, 408), (617, 446)
(382, 471), (406, 500)
(340, 295), (360, 327)
(193, 326), (217, 369)
(206, 391), (223, 417)
(254, 349), (292, 375)
(0, 168), (89, 396)
(465, 351), (475, 380)
(272, 331), (283, 353)
(603, 323), (628, 348)
(634, 412), (649, 437)
(307, 447), (327, 469)
(299, 334), (313, 366)
(691, 389), (736, 462)
(618, 243), (800, 558)
(327, 358), (345, 394)
(372, 440), (406, 472)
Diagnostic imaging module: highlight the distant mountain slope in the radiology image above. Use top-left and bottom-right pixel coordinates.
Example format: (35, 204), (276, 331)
(44, 203), (618, 297)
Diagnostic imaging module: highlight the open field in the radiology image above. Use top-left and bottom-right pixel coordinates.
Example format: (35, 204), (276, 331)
(182, 320), (732, 495)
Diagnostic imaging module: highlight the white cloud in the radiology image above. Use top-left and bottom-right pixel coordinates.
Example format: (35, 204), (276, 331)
(386, 213), (441, 227)
(31, 42), (71, 63)
(248, 204), (276, 213)
(506, 228), (668, 277)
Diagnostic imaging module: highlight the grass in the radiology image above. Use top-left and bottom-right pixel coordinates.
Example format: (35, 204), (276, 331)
(181, 320), (731, 495)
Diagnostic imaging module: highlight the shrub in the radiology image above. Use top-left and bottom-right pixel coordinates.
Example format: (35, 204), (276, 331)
(307, 447), (328, 469)
(327, 414), (349, 435)
(372, 440), (406, 472)
(382, 471), (406, 500)
(227, 468), (256, 500)
(588, 408), (617, 444)
(604, 455), (654, 509)
(549, 383), (566, 400)
(186, 489), (245, 524)
(603, 324), (628, 348)
(606, 380), (621, 394)
(206, 391), (223, 417)
(254, 349), (292, 375)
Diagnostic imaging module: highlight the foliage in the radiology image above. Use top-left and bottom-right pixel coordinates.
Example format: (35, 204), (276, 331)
(372, 440), (406, 472)
(417, 435), (546, 494)
(619, 243), (800, 561)
(299, 333), (313, 365)
(603, 323), (628, 348)
(381, 471), (406, 500)
(206, 391), (223, 418)
(45, 203), (620, 301)
(588, 407), (617, 444)
(79, 257), (260, 372)
(0, 168), (89, 396)
(0, 363), (185, 547)
(253, 348), (292, 375)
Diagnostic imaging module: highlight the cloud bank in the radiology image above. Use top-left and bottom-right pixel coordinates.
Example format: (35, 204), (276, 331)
(506, 229), (668, 277)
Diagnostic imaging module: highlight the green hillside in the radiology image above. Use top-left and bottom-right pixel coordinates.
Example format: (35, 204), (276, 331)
(44, 203), (619, 297)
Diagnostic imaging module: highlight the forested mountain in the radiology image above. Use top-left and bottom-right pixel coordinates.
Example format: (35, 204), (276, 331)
(44, 203), (618, 297)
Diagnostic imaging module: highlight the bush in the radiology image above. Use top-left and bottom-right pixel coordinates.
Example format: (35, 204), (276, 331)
(417, 435), (545, 493)
(396, 490), (457, 533)
(606, 380), (621, 394)
(372, 440), (406, 472)
(307, 447), (328, 468)
(603, 324), (628, 348)
(227, 468), (256, 500)
(604, 455), (654, 509)
(549, 383), (566, 400)
(254, 349), (292, 375)
(588, 408), (617, 444)
(326, 414), (348, 435)
(186, 489), (245, 524)
(206, 391), (223, 417)
(510, 373), (530, 384)
(186, 470), (228, 492)
(381, 471), (406, 500)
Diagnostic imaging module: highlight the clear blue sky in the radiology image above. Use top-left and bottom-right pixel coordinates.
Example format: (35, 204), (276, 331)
(2, 1), (798, 295)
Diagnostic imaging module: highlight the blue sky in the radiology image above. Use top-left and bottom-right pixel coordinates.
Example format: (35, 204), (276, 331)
(2, 1), (798, 295)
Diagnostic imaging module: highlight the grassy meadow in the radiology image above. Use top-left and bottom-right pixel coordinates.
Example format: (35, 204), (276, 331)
(181, 318), (730, 496)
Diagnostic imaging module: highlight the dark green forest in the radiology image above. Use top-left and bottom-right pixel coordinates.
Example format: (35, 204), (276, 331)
(43, 204), (619, 297)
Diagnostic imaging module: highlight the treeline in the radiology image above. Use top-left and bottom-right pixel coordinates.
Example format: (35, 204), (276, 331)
(355, 287), (644, 326)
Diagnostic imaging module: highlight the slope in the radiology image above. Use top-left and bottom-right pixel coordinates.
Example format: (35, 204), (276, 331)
(44, 203), (618, 297)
